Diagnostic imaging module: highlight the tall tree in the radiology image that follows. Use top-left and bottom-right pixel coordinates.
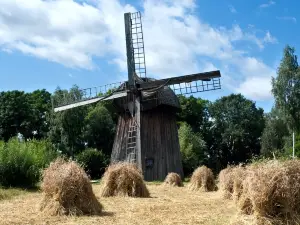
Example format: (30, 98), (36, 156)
(0, 91), (32, 141)
(260, 107), (289, 156)
(178, 122), (206, 175)
(272, 45), (300, 132)
(208, 94), (265, 170)
(83, 104), (116, 156)
(27, 89), (52, 139)
(48, 85), (87, 156)
(177, 95), (210, 133)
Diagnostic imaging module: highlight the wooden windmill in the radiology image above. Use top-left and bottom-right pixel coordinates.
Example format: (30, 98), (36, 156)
(53, 11), (221, 181)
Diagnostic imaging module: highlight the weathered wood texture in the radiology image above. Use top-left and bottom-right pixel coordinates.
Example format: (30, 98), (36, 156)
(141, 106), (184, 181)
(110, 105), (184, 181)
(110, 114), (136, 163)
(139, 70), (221, 90)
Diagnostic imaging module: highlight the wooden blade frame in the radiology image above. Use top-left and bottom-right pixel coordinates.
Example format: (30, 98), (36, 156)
(53, 91), (127, 112)
(138, 70), (221, 90)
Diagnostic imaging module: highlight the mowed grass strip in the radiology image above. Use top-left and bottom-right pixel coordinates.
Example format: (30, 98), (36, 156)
(0, 183), (236, 225)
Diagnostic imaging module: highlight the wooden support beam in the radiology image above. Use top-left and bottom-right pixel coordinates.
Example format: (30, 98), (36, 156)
(138, 70), (221, 90)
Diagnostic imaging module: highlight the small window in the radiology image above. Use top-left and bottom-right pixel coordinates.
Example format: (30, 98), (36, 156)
(145, 157), (154, 168)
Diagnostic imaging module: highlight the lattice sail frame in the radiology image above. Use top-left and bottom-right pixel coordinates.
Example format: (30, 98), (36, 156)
(130, 12), (147, 79)
(52, 11), (221, 112)
(169, 77), (221, 95)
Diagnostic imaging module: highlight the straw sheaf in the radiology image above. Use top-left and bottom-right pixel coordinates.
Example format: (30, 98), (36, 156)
(188, 165), (216, 192)
(163, 172), (183, 187)
(39, 158), (102, 216)
(100, 162), (150, 198)
(237, 160), (300, 224)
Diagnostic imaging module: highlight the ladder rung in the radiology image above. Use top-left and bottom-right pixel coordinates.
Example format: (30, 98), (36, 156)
(127, 142), (136, 145)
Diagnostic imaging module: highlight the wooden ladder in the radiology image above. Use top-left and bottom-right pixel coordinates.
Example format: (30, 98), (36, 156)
(126, 118), (137, 163)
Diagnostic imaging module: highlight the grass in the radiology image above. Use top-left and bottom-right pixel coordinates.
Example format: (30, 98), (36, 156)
(0, 188), (29, 200)
(0, 183), (237, 225)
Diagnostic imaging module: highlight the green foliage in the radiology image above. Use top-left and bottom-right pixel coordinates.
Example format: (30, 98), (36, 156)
(27, 89), (52, 139)
(0, 91), (32, 141)
(179, 122), (206, 175)
(75, 148), (108, 179)
(0, 138), (57, 188)
(83, 104), (115, 156)
(272, 45), (300, 132)
(48, 86), (87, 156)
(208, 94), (265, 170)
(261, 107), (289, 156)
(0, 188), (28, 200)
(0, 90), (51, 141)
(177, 95), (210, 133)
(282, 133), (300, 158)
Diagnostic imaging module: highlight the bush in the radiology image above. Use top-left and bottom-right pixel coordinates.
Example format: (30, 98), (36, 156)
(178, 122), (206, 176)
(75, 148), (108, 179)
(0, 138), (57, 188)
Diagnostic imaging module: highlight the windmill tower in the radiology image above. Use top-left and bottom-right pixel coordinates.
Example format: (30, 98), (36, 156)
(53, 11), (221, 181)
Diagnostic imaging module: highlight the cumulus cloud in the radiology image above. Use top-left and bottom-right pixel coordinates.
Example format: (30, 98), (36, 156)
(259, 1), (275, 8)
(236, 77), (272, 100)
(277, 16), (297, 23)
(0, 0), (277, 101)
(229, 5), (237, 13)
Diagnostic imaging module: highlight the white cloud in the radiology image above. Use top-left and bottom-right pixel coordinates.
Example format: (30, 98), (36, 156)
(236, 77), (272, 100)
(263, 31), (277, 43)
(229, 5), (237, 13)
(0, 0), (277, 101)
(259, 1), (275, 8)
(277, 16), (297, 23)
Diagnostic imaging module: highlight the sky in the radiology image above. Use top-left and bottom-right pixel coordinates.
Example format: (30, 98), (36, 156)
(0, 0), (299, 113)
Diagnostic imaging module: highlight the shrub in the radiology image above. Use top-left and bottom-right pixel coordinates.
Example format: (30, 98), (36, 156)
(76, 148), (108, 179)
(0, 138), (57, 188)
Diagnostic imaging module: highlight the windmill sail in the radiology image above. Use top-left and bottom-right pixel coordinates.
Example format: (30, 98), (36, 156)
(52, 82), (126, 112)
(53, 91), (127, 112)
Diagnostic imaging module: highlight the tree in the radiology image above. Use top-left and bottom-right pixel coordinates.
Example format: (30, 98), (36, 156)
(208, 94), (265, 170)
(83, 104), (116, 156)
(0, 91), (32, 141)
(261, 107), (289, 156)
(177, 95), (210, 133)
(179, 122), (206, 175)
(27, 89), (52, 139)
(272, 45), (300, 132)
(47, 86), (87, 156)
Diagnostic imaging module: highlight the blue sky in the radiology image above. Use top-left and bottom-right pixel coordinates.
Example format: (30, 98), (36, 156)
(0, 0), (299, 112)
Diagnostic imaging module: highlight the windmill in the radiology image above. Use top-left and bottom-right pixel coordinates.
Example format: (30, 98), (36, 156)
(53, 11), (221, 181)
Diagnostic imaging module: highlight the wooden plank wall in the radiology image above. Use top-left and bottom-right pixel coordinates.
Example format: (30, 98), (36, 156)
(110, 114), (135, 163)
(141, 106), (184, 181)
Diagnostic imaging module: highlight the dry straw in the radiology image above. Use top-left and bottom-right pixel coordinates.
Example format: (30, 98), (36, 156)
(39, 158), (102, 216)
(236, 160), (300, 224)
(218, 165), (246, 200)
(218, 166), (234, 199)
(100, 162), (150, 197)
(188, 165), (216, 191)
(163, 172), (183, 187)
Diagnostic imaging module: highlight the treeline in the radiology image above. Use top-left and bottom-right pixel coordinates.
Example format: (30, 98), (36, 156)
(0, 45), (299, 186)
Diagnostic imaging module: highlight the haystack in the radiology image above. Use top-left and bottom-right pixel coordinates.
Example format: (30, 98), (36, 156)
(163, 172), (183, 187)
(100, 162), (150, 197)
(188, 165), (216, 191)
(218, 165), (247, 200)
(39, 158), (102, 216)
(218, 166), (234, 199)
(232, 166), (247, 202)
(236, 160), (300, 224)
